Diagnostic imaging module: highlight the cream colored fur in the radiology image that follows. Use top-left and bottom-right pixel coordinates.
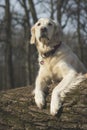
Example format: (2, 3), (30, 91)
(30, 18), (87, 116)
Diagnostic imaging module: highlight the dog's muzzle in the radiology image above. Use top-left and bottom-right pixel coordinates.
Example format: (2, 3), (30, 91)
(41, 27), (47, 33)
(39, 27), (49, 41)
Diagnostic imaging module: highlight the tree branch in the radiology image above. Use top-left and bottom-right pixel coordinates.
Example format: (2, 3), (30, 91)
(0, 5), (5, 9)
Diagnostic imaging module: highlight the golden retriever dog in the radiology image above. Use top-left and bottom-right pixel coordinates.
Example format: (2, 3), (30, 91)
(30, 18), (87, 116)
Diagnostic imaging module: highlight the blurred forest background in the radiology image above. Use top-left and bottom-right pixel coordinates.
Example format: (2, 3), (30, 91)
(0, 0), (87, 90)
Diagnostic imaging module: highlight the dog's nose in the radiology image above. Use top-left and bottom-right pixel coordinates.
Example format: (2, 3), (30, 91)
(41, 27), (47, 32)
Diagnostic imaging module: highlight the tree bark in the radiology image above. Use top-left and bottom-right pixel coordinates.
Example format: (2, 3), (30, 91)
(22, 0), (32, 85)
(19, 0), (33, 85)
(77, 0), (84, 62)
(5, 0), (14, 89)
(28, 0), (38, 23)
(50, 0), (55, 19)
(0, 79), (87, 130)
(56, 0), (64, 26)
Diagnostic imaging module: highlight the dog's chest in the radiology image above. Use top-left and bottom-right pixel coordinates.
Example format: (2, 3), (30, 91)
(39, 57), (62, 82)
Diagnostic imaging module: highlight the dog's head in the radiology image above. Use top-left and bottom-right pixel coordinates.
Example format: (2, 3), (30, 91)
(30, 18), (62, 51)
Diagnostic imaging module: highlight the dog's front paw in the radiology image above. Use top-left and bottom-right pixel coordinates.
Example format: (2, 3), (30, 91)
(35, 91), (45, 109)
(50, 94), (61, 116)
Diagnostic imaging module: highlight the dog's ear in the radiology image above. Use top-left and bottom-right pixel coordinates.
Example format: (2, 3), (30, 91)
(30, 25), (36, 44)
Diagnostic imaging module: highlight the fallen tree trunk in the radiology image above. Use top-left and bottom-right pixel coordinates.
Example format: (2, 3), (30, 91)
(0, 79), (87, 130)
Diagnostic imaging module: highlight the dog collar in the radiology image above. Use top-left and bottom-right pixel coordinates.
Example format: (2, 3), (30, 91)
(40, 42), (62, 65)
(41, 41), (62, 58)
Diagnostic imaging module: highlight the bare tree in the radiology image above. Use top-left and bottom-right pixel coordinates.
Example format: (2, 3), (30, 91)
(56, 0), (70, 28)
(28, 0), (38, 23)
(4, 0), (14, 89)
(68, 0), (87, 61)
(76, 0), (84, 61)
(18, 0), (32, 85)
(18, 0), (38, 85)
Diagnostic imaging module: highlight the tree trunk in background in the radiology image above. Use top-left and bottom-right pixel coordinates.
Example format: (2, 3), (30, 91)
(19, 0), (38, 85)
(50, 0), (54, 19)
(22, 0), (32, 85)
(56, 0), (63, 26)
(4, 0), (14, 89)
(0, 79), (87, 130)
(28, 0), (38, 84)
(24, 28), (30, 86)
(77, 0), (84, 62)
(28, 0), (38, 23)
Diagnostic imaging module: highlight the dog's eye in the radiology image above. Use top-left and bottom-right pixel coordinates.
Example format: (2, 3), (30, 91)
(48, 22), (52, 26)
(37, 23), (41, 26)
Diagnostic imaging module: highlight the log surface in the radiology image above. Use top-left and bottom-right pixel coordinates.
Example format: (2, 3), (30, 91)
(0, 80), (87, 130)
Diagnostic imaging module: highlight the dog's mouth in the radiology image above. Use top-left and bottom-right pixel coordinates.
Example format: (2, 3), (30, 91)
(39, 34), (49, 43)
